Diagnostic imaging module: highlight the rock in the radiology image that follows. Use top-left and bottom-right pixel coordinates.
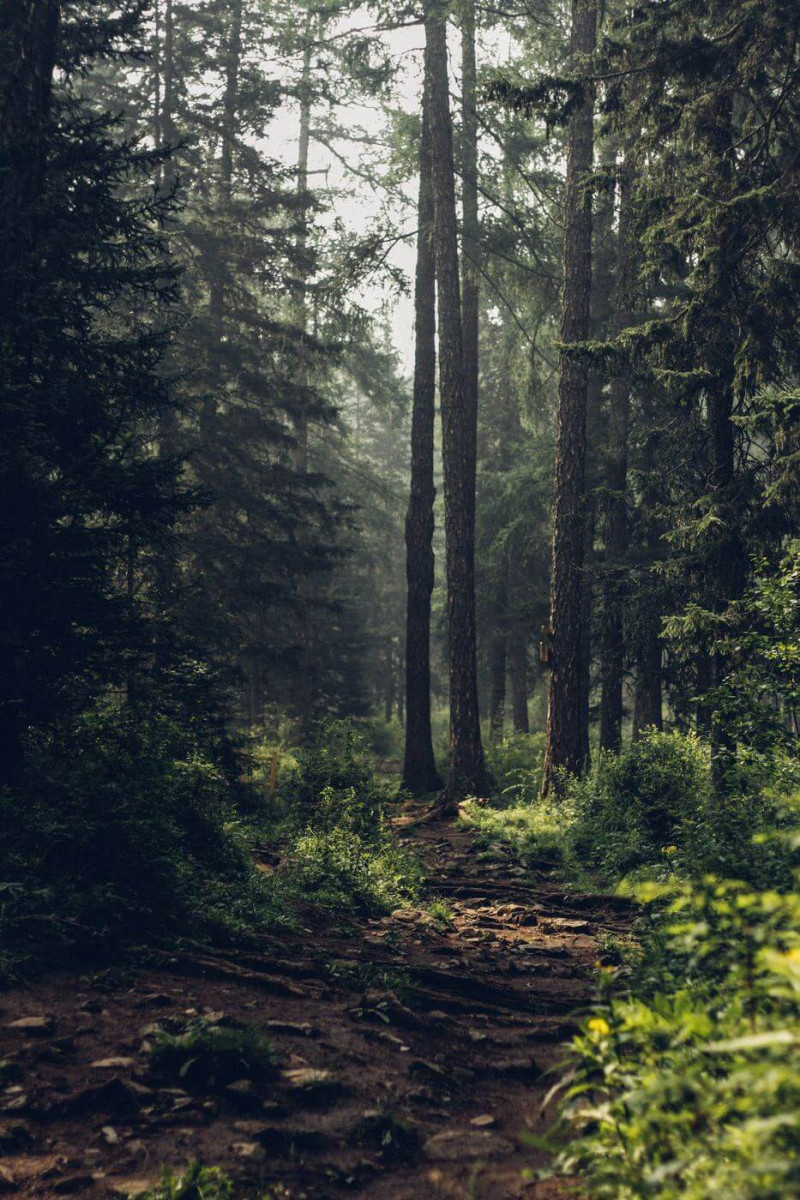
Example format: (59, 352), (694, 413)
(281, 1068), (341, 1104)
(76, 1000), (104, 1014)
(90, 1059), (135, 1071)
(423, 1128), (514, 1161)
(491, 1058), (543, 1082)
(390, 908), (423, 923)
(231, 1141), (266, 1162)
(0, 1121), (33, 1154)
(5, 1017), (52, 1036)
(107, 1178), (154, 1197)
(61, 1077), (142, 1118)
(53, 1172), (95, 1193)
(137, 994), (173, 1009)
(256, 1124), (328, 1154)
(0, 1166), (14, 1192)
(263, 1020), (317, 1038)
(101, 1127), (119, 1146)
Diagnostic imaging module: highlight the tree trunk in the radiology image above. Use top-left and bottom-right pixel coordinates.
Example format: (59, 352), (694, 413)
(542, 0), (597, 796)
(291, 11), (314, 473)
(632, 615), (662, 741)
(0, 0), (60, 255)
(578, 499), (595, 767)
(0, 0), (61, 780)
(425, 7), (488, 805)
(402, 84), (442, 793)
(461, 0), (479, 508)
(488, 557), (508, 741)
(599, 144), (635, 752)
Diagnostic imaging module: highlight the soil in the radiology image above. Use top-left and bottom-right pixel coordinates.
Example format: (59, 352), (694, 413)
(0, 805), (634, 1199)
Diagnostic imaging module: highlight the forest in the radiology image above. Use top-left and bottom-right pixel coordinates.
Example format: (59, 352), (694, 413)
(0, 0), (799, 1196)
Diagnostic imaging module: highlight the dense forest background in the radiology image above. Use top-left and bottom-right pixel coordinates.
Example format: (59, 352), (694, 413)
(1, 0), (800, 1195)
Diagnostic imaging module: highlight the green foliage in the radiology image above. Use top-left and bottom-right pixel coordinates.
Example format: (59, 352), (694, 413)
(567, 731), (800, 887)
(273, 721), (423, 917)
(143, 1163), (233, 1200)
(148, 1019), (275, 1092)
(555, 871), (800, 1199)
(567, 732), (713, 879)
(281, 823), (422, 917)
(0, 708), (276, 978)
(484, 732), (546, 797)
(460, 798), (566, 866)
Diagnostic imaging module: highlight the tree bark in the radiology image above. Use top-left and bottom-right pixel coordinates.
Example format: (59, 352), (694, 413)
(542, 0), (597, 796)
(578, 498), (595, 767)
(0, 0), (60, 258)
(402, 84), (442, 793)
(0, 0), (61, 779)
(461, 0), (479, 514)
(425, 6), (488, 805)
(599, 144), (635, 752)
(488, 556), (508, 741)
(632, 614), (662, 741)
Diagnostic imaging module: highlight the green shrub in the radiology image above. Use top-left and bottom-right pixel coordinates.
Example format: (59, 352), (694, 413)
(555, 869), (800, 1199)
(459, 797), (566, 865)
(143, 1164), (234, 1200)
(566, 731), (712, 879)
(0, 707), (276, 977)
(278, 719), (388, 838)
(485, 731), (546, 798)
(148, 1019), (275, 1092)
(280, 818), (423, 917)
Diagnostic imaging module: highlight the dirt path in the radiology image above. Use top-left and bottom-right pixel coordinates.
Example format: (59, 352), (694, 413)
(0, 811), (633, 1199)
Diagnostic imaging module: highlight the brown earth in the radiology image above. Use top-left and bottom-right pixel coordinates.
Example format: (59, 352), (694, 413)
(0, 807), (634, 1199)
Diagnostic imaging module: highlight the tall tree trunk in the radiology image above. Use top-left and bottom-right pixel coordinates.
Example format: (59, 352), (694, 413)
(703, 97), (744, 795)
(599, 144), (635, 752)
(542, 0), (597, 796)
(291, 11), (314, 473)
(488, 557), (509, 741)
(632, 614), (662, 741)
(402, 85), (442, 793)
(0, 0), (61, 779)
(0, 0), (60, 259)
(461, 0), (479, 508)
(578, 498), (595, 767)
(425, 6), (488, 806)
(509, 635), (530, 732)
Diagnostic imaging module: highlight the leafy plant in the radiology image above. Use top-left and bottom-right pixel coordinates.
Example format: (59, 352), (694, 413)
(148, 1019), (275, 1092)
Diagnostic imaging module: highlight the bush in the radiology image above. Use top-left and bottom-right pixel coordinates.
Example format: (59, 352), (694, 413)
(485, 731), (546, 799)
(555, 869), (800, 1200)
(566, 731), (712, 879)
(0, 707), (272, 976)
(278, 719), (388, 838)
(148, 1018), (275, 1092)
(272, 721), (424, 917)
(281, 820), (423, 916)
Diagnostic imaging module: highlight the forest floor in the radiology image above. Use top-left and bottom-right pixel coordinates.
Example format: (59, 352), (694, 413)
(0, 801), (635, 1200)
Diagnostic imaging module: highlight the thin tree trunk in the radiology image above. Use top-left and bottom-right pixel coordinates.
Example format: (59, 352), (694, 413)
(599, 144), (635, 752)
(632, 615), (662, 741)
(0, 0), (60, 254)
(489, 557), (509, 741)
(425, 6), (488, 806)
(461, 0), (479, 511)
(578, 499), (595, 767)
(402, 84), (442, 793)
(509, 636), (530, 733)
(291, 11), (314, 473)
(542, 0), (597, 796)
